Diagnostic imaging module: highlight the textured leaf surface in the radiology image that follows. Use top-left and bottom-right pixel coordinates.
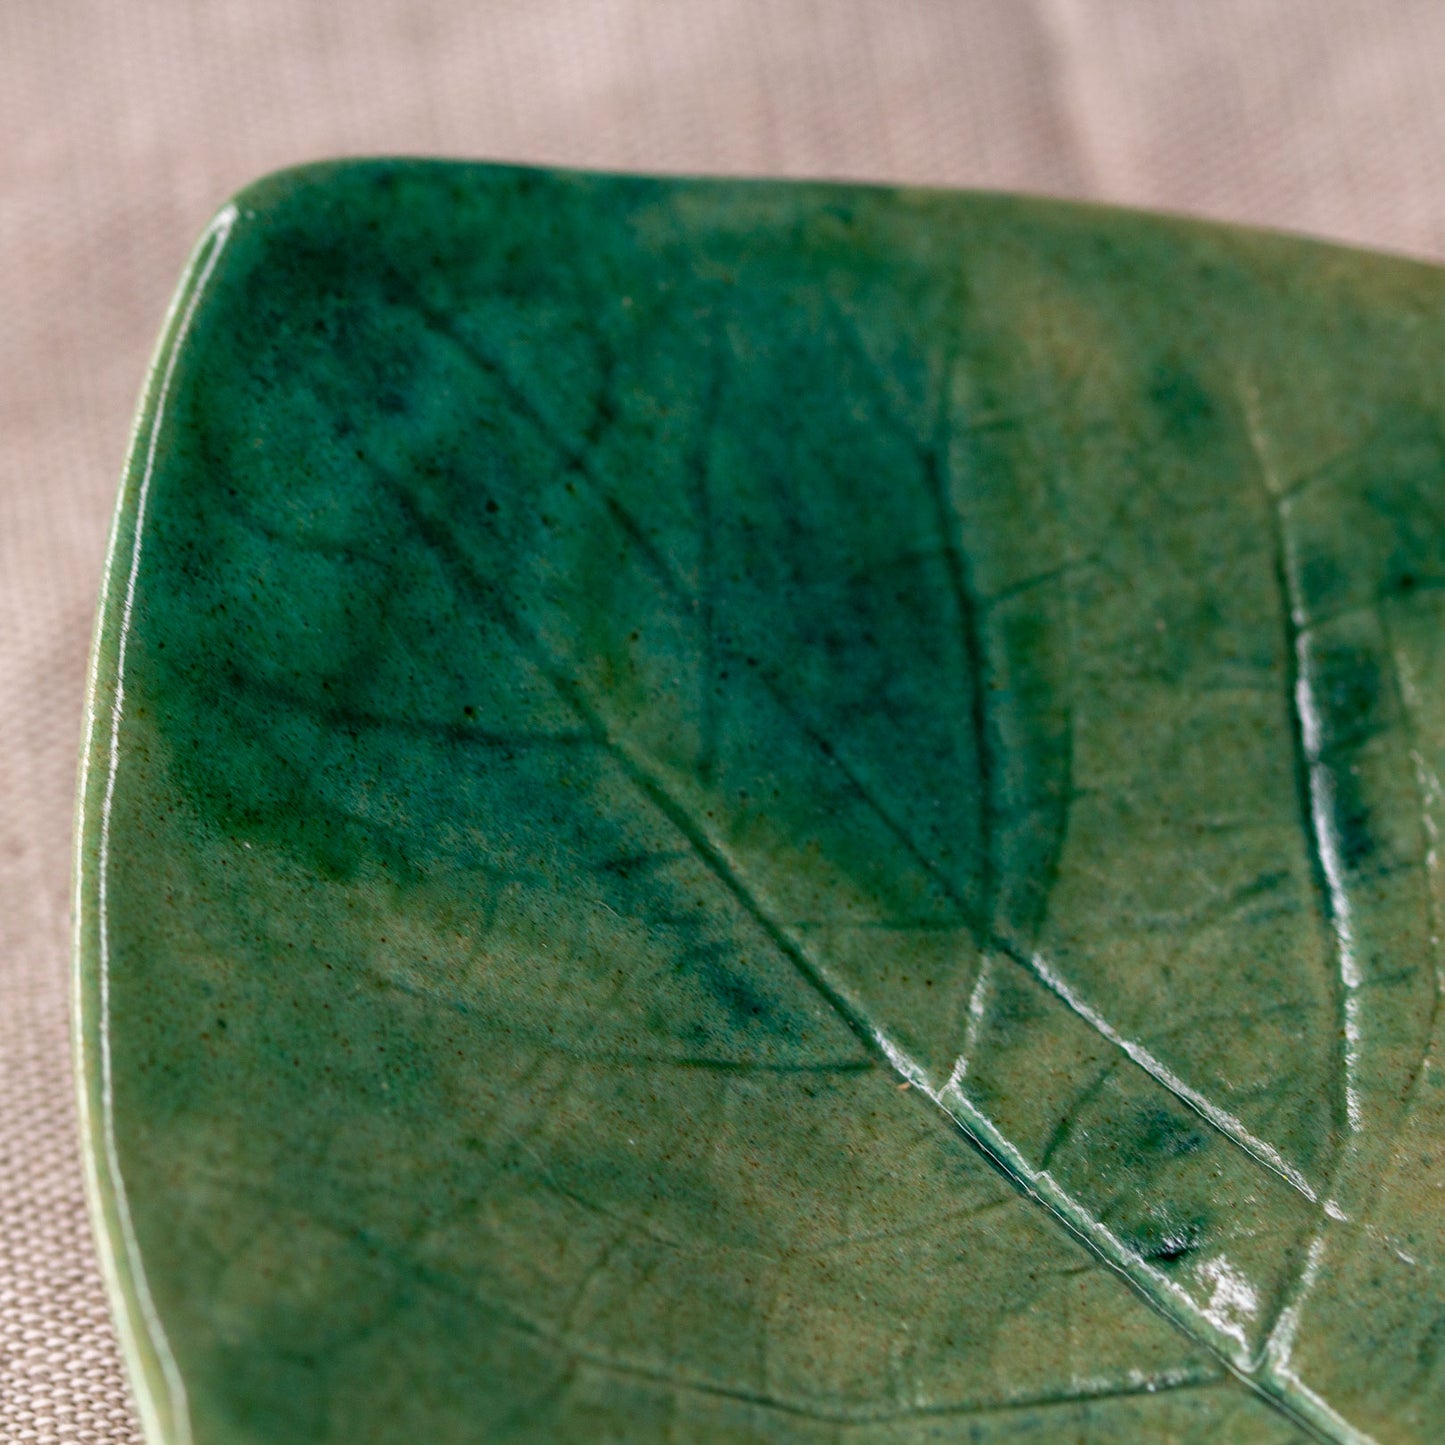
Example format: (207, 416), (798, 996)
(77, 162), (1445, 1443)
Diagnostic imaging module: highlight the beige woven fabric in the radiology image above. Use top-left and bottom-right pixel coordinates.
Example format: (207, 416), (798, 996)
(5, 2), (1445, 1437)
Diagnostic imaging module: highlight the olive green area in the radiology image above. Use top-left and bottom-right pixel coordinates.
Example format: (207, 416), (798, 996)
(76, 161), (1445, 1443)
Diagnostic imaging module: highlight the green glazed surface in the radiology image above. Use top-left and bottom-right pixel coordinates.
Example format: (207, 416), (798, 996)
(76, 160), (1445, 1443)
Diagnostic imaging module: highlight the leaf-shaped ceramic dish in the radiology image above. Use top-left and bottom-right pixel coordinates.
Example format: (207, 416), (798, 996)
(77, 161), (1445, 1443)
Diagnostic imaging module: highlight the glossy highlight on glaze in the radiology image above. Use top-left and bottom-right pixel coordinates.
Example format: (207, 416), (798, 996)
(76, 160), (1445, 1443)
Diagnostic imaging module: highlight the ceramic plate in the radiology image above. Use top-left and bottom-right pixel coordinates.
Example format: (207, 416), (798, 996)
(77, 161), (1445, 1443)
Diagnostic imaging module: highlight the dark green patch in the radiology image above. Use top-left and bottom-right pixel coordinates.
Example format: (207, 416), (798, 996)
(1136, 1107), (1207, 1162)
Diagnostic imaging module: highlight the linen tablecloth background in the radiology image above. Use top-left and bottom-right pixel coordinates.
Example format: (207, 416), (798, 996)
(7, 2), (1445, 1437)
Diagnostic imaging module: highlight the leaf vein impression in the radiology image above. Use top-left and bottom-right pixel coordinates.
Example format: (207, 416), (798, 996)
(362, 291), (1354, 1435)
